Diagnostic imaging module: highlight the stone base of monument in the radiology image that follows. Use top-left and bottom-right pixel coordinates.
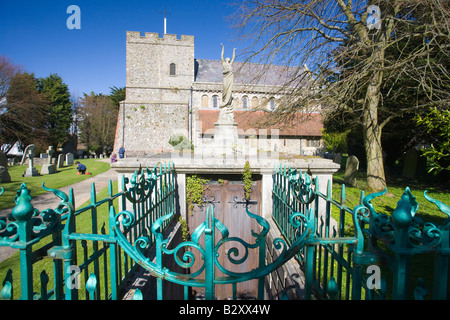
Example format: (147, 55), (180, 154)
(23, 167), (39, 177)
(211, 121), (239, 156)
(40, 164), (57, 175)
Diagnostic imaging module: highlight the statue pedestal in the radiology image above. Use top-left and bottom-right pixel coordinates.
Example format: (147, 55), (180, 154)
(213, 121), (239, 156)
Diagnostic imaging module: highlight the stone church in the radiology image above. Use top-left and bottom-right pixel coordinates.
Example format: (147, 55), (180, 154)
(113, 31), (323, 157)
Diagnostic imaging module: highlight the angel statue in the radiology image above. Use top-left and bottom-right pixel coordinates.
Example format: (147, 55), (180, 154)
(219, 44), (236, 122)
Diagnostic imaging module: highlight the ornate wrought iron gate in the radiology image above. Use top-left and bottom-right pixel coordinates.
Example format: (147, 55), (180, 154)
(0, 162), (448, 300)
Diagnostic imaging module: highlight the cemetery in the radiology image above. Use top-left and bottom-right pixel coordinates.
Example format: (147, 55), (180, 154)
(0, 37), (448, 300)
(0, 1), (448, 303)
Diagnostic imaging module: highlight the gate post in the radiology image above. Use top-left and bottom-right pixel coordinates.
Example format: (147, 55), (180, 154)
(204, 207), (215, 300)
(11, 184), (35, 300)
(109, 206), (119, 300)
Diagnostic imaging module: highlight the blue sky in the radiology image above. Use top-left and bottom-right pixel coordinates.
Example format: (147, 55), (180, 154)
(0, 0), (242, 97)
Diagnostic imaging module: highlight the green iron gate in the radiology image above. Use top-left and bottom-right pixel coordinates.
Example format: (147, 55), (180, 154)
(0, 161), (313, 300)
(273, 163), (450, 300)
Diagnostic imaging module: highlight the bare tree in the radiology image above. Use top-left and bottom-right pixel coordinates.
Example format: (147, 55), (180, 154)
(232, 0), (450, 191)
(76, 93), (118, 155)
(0, 56), (20, 101)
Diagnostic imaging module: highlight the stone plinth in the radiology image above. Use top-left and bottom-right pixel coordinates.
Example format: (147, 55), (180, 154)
(112, 154), (341, 220)
(41, 164), (57, 175)
(24, 166), (39, 177)
(212, 122), (239, 156)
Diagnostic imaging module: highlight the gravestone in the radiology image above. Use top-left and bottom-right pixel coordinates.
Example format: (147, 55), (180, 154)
(57, 154), (65, 169)
(344, 155), (359, 187)
(66, 152), (74, 165)
(402, 149), (418, 179)
(0, 151), (11, 183)
(21, 144), (39, 177)
(41, 146), (57, 175)
(333, 153), (342, 167)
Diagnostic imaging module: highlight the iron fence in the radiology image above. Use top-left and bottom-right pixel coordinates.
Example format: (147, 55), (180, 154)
(1, 161), (448, 300)
(0, 162), (176, 300)
(272, 163), (450, 300)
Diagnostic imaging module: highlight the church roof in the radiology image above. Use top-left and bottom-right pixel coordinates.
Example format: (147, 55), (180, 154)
(198, 110), (323, 137)
(194, 59), (306, 87)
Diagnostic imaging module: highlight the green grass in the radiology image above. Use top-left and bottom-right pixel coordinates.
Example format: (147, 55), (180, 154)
(332, 170), (449, 224)
(0, 159), (111, 211)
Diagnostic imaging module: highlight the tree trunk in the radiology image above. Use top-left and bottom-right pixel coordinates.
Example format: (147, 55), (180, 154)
(363, 82), (387, 192)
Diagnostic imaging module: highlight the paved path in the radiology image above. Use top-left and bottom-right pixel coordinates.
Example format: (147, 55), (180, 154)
(0, 167), (120, 263)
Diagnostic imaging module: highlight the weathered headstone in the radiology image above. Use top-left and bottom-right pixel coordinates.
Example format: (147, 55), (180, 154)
(22, 144), (39, 177)
(402, 149), (418, 179)
(65, 152), (74, 165)
(333, 153), (342, 167)
(57, 154), (65, 169)
(40, 146), (57, 175)
(344, 155), (359, 187)
(0, 151), (11, 182)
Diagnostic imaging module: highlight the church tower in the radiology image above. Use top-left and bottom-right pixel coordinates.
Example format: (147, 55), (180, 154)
(114, 31), (195, 156)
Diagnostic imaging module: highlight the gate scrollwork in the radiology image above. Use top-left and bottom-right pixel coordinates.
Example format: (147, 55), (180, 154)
(112, 202), (313, 299)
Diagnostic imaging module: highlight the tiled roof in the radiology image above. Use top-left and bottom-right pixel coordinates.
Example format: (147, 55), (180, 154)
(198, 110), (323, 137)
(195, 59), (306, 87)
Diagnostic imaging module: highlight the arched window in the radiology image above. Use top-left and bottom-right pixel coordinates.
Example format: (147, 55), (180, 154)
(169, 63), (176, 76)
(201, 95), (209, 108)
(212, 95), (218, 108)
(270, 98), (275, 110)
(243, 96), (248, 109)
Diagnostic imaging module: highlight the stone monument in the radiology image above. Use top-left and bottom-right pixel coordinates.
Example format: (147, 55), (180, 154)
(66, 152), (74, 165)
(344, 155), (359, 187)
(402, 149), (418, 179)
(212, 44), (239, 156)
(57, 153), (65, 169)
(40, 146), (57, 175)
(21, 144), (39, 177)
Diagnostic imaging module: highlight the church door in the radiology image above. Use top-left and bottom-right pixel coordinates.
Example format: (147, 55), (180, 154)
(187, 176), (262, 300)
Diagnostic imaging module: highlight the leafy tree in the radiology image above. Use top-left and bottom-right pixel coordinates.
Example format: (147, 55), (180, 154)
(38, 74), (73, 148)
(322, 129), (349, 154)
(415, 108), (450, 175)
(77, 92), (118, 154)
(109, 86), (125, 109)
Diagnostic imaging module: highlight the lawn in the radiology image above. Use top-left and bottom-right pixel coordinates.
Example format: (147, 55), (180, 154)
(332, 169), (450, 224)
(0, 159), (111, 211)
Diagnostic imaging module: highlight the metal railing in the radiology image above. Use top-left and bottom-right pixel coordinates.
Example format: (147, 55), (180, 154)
(272, 163), (450, 300)
(0, 162), (176, 300)
(1, 160), (448, 300)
